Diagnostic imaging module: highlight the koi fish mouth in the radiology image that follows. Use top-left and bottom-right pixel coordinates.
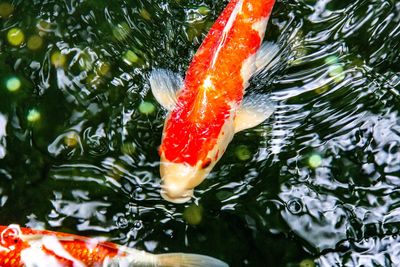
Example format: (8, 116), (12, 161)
(159, 159), (207, 203)
(160, 185), (194, 203)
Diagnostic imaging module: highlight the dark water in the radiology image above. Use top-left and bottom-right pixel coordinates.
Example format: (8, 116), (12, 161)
(0, 0), (400, 266)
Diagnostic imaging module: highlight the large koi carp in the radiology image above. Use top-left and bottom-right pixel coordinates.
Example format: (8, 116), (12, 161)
(0, 224), (227, 266)
(150, 0), (277, 203)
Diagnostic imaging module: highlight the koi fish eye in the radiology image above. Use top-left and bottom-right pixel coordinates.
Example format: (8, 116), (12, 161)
(1, 224), (22, 247)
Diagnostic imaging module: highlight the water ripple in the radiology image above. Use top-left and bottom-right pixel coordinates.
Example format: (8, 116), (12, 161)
(1, 0), (400, 266)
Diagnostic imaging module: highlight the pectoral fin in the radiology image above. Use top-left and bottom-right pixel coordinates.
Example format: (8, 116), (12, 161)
(254, 42), (280, 75)
(149, 69), (183, 110)
(234, 94), (275, 133)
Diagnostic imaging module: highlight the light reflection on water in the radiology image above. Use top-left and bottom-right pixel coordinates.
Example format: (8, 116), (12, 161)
(0, 0), (400, 266)
(0, 114), (6, 159)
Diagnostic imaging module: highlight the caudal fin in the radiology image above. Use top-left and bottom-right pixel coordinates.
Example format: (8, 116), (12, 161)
(156, 253), (229, 267)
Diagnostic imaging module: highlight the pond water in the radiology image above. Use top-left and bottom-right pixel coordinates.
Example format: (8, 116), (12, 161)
(0, 0), (400, 266)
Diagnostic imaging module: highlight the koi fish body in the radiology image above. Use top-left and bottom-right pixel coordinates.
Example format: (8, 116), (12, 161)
(0, 224), (227, 266)
(150, 0), (277, 203)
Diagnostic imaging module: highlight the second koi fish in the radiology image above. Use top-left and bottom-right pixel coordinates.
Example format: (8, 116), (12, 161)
(0, 224), (227, 266)
(150, 0), (278, 203)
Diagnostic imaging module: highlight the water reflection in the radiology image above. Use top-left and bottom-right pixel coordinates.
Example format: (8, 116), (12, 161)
(0, 114), (6, 159)
(0, 0), (400, 266)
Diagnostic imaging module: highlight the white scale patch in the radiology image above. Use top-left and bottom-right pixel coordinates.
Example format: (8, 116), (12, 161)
(21, 235), (86, 267)
(252, 17), (269, 38)
(21, 246), (65, 267)
(240, 54), (257, 89)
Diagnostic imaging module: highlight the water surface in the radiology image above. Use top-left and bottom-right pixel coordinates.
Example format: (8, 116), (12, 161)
(0, 0), (400, 266)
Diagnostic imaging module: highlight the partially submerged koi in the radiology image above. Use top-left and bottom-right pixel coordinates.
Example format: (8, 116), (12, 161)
(150, 0), (278, 203)
(0, 224), (227, 267)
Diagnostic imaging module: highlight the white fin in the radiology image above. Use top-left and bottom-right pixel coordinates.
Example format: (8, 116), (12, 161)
(109, 249), (228, 267)
(234, 94), (275, 133)
(156, 253), (229, 267)
(149, 69), (183, 110)
(255, 42), (280, 74)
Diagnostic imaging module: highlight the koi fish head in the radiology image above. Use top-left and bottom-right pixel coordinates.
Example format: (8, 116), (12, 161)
(159, 115), (235, 203)
(159, 159), (212, 203)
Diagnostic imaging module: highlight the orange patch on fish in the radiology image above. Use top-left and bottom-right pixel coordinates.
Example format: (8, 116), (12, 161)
(151, 0), (277, 203)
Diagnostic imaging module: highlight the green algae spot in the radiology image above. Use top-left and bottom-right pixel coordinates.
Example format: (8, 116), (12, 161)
(27, 109), (41, 123)
(121, 142), (137, 156)
(183, 204), (203, 225)
(329, 64), (345, 83)
(27, 35), (43, 50)
(308, 154), (322, 169)
(300, 259), (315, 267)
(198, 6), (211, 15)
(113, 22), (131, 41)
(140, 8), (151, 20)
(139, 101), (155, 115)
(123, 50), (139, 65)
(97, 62), (111, 76)
(6, 77), (21, 92)
(7, 28), (25, 46)
(64, 132), (79, 148)
(51, 51), (66, 68)
(324, 55), (339, 65)
(0, 2), (14, 18)
(315, 84), (329, 95)
(235, 145), (252, 161)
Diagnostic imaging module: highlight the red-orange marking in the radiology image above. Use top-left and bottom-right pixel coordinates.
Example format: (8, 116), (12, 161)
(161, 0), (275, 165)
(0, 226), (122, 266)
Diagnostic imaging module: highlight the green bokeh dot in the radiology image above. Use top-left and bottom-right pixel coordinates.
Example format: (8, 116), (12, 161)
(27, 35), (43, 50)
(139, 101), (155, 115)
(308, 154), (322, 169)
(7, 28), (25, 46)
(51, 51), (66, 68)
(324, 55), (339, 65)
(6, 77), (21, 92)
(235, 145), (252, 161)
(0, 3), (14, 18)
(112, 22), (131, 41)
(27, 109), (41, 123)
(198, 6), (211, 15)
(121, 142), (137, 155)
(300, 259), (315, 267)
(123, 50), (139, 65)
(183, 204), (203, 225)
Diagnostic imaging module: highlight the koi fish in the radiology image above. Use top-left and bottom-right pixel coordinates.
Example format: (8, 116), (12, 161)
(0, 224), (227, 267)
(150, 0), (278, 203)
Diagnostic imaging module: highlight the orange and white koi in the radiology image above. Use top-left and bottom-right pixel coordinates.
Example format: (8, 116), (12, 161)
(150, 0), (278, 203)
(0, 224), (227, 266)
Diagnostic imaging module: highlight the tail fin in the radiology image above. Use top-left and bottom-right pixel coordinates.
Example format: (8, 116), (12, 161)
(113, 247), (228, 267)
(156, 253), (229, 267)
